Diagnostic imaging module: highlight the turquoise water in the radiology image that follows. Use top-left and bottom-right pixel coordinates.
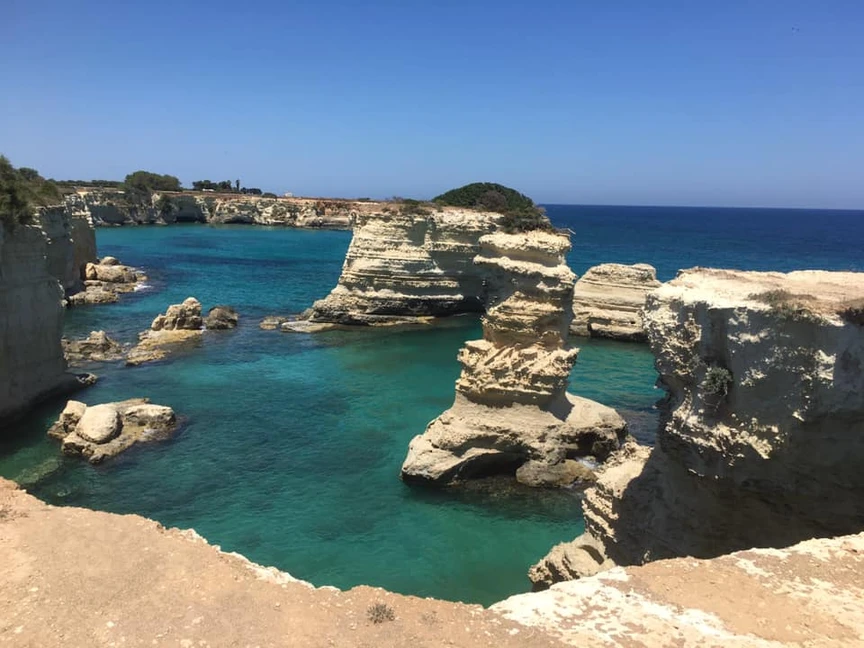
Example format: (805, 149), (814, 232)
(0, 223), (657, 606)
(3, 204), (859, 605)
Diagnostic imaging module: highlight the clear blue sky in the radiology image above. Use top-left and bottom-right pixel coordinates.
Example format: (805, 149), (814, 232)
(2, 1), (862, 208)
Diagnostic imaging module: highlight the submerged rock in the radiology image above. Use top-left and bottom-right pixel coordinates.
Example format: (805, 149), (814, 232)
(63, 330), (125, 366)
(401, 231), (627, 487)
(570, 263), (661, 342)
(48, 398), (178, 464)
(204, 305), (239, 330)
(532, 268), (864, 588)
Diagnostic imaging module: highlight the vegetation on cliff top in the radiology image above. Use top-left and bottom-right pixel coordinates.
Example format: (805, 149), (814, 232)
(0, 156), (62, 231)
(433, 182), (553, 233)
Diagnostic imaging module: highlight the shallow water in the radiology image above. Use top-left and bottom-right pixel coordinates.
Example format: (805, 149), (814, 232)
(2, 204), (861, 605)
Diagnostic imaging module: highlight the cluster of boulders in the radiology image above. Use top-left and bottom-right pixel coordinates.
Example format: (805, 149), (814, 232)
(62, 330), (125, 367)
(67, 256), (147, 306)
(48, 398), (178, 464)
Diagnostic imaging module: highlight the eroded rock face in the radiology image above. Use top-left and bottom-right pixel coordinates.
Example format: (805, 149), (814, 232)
(63, 330), (125, 366)
(48, 398), (178, 463)
(36, 207), (97, 294)
(401, 231), (627, 486)
(570, 263), (661, 342)
(127, 298), (204, 366)
(301, 208), (502, 326)
(532, 268), (864, 587)
(204, 305), (239, 330)
(0, 223), (90, 422)
(67, 256), (146, 306)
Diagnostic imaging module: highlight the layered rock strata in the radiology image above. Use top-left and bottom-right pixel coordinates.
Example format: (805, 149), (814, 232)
(67, 190), (360, 229)
(0, 222), (88, 422)
(126, 297), (204, 365)
(570, 263), (661, 342)
(68, 256), (147, 306)
(2, 478), (862, 648)
(531, 268), (864, 586)
(48, 398), (178, 463)
(63, 330), (125, 366)
(298, 208), (502, 327)
(401, 231), (627, 486)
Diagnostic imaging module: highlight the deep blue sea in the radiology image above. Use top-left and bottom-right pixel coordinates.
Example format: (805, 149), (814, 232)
(0, 204), (861, 605)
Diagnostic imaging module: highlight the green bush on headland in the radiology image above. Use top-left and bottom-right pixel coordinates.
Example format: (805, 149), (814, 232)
(0, 155), (62, 231)
(433, 182), (553, 233)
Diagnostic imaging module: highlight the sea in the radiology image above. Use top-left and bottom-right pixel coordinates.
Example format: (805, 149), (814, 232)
(0, 204), (861, 605)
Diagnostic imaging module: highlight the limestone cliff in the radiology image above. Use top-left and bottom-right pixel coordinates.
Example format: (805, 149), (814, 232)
(570, 263), (660, 342)
(401, 231), (627, 486)
(2, 477), (861, 647)
(301, 208), (502, 326)
(0, 223), (83, 422)
(531, 268), (864, 585)
(36, 207), (97, 294)
(67, 189), (357, 229)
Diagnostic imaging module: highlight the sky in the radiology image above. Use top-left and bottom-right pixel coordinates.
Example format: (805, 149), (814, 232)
(2, 1), (863, 208)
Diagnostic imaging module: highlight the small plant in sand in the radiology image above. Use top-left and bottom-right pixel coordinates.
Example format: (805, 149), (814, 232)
(367, 602), (396, 624)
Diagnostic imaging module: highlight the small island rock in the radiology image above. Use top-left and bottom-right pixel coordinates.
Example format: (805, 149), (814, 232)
(204, 305), (239, 330)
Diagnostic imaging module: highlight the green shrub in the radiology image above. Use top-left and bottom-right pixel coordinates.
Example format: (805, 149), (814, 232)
(0, 155), (62, 231)
(702, 365), (733, 398)
(433, 182), (553, 233)
(750, 289), (820, 323)
(399, 198), (433, 216)
(367, 602), (395, 624)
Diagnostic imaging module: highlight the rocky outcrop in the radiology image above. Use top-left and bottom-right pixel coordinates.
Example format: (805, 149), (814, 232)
(532, 268), (864, 587)
(0, 222), (90, 422)
(126, 297), (204, 365)
(2, 477), (862, 648)
(67, 190), (359, 229)
(570, 263), (660, 342)
(48, 398), (178, 463)
(297, 208), (502, 327)
(35, 207), (95, 294)
(401, 231), (627, 486)
(67, 255), (147, 306)
(204, 305), (239, 329)
(62, 330), (125, 366)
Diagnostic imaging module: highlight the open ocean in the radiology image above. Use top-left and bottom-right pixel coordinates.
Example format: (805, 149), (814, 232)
(0, 204), (861, 605)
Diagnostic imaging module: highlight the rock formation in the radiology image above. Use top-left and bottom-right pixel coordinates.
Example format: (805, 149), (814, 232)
(296, 207), (502, 327)
(62, 330), (125, 366)
(401, 231), (627, 487)
(570, 263), (661, 342)
(126, 297), (204, 365)
(2, 477), (862, 647)
(36, 207), (97, 294)
(204, 305), (239, 329)
(67, 255), (146, 306)
(531, 268), (864, 586)
(48, 398), (178, 463)
(66, 189), (359, 229)
(0, 222), (91, 422)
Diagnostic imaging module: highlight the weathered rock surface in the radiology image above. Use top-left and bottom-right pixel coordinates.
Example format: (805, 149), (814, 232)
(533, 268), (864, 587)
(401, 231), (627, 486)
(127, 298), (204, 366)
(36, 207), (96, 294)
(570, 263), (661, 342)
(1, 478), (861, 648)
(203, 305), (239, 329)
(67, 256), (146, 306)
(301, 208), (502, 326)
(66, 189), (360, 229)
(0, 222), (90, 423)
(62, 330), (125, 366)
(48, 398), (178, 463)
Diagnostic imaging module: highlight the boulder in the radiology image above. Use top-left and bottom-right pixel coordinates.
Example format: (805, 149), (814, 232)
(75, 404), (121, 443)
(49, 398), (179, 464)
(151, 297), (202, 331)
(63, 330), (124, 366)
(204, 305), (239, 330)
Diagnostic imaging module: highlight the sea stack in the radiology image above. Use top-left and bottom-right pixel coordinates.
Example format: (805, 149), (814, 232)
(570, 263), (661, 342)
(297, 206), (502, 327)
(530, 268), (864, 586)
(401, 230), (627, 487)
